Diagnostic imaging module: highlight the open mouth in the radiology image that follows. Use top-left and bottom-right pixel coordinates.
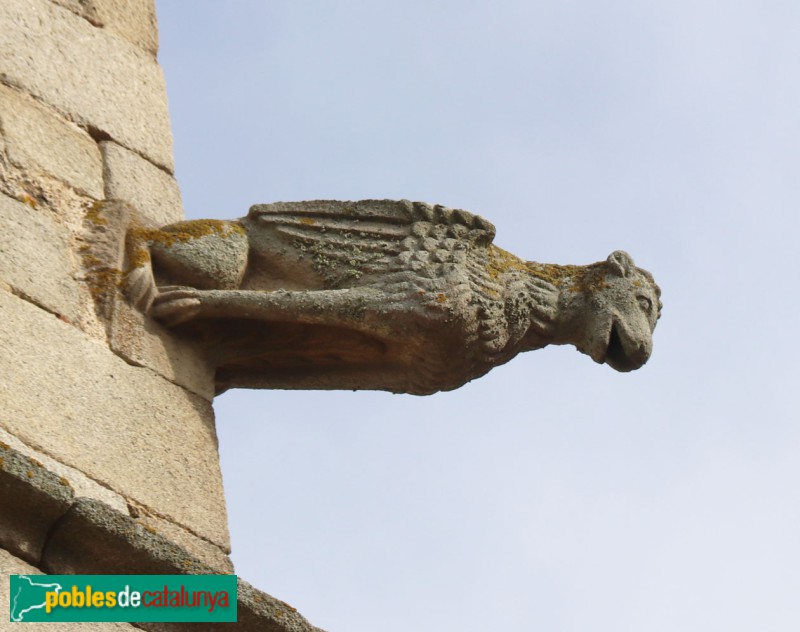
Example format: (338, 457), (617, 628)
(605, 322), (638, 372)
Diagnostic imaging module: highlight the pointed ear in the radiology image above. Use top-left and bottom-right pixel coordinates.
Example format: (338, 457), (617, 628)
(607, 250), (636, 277)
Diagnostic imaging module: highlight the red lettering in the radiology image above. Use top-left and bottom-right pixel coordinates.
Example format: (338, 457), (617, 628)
(141, 591), (162, 607)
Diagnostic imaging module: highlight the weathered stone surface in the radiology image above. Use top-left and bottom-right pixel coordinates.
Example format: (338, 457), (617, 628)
(110, 298), (216, 400)
(1, 548), (137, 630)
(0, 288), (229, 549)
(0, 427), (128, 515)
(102, 141), (183, 226)
(228, 580), (328, 632)
(80, 199), (131, 324)
(0, 83), (103, 199)
(129, 505), (233, 573)
(42, 500), (324, 632)
(0, 442), (74, 564)
(42, 498), (211, 575)
(125, 200), (662, 395)
(52, 0), (159, 55)
(81, 200), (213, 398)
(0, 0), (174, 171)
(0, 193), (82, 321)
(49, 0), (103, 25)
(94, 0), (159, 55)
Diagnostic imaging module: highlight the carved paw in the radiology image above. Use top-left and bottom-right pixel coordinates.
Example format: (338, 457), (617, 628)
(151, 287), (203, 327)
(125, 266), (157, 313)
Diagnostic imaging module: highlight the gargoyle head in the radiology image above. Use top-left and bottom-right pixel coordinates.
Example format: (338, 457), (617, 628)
(576, 251), (662, 372)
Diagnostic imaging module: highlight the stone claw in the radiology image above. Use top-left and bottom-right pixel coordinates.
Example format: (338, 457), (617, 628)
(151, 288), (203, 327)
(124, 266), (157, 313)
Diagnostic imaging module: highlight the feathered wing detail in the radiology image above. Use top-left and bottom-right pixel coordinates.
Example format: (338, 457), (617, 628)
(246, 199), (537, 389)
(465, 249), (509, 346)
(247, 199), (496, 288)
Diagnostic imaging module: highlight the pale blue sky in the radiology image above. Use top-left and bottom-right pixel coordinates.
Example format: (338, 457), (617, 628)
(157, 2), (800, 630)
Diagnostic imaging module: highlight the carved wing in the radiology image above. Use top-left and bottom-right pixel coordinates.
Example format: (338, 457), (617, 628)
(247, 199), (496, 288)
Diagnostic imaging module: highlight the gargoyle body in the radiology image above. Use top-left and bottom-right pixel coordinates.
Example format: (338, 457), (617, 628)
(126, 200), (661, 395)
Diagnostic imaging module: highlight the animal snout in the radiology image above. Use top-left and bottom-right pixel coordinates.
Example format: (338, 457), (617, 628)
(636, 340), (652, 364)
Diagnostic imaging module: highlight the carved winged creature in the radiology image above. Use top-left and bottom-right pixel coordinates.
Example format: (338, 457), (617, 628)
(126, 200), (661, 395)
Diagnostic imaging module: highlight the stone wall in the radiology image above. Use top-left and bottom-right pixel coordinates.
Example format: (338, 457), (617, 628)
(0, 1), (322, 629)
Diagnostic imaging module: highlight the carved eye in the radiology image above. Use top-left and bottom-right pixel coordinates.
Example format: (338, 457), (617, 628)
(637, 296), (652, 313)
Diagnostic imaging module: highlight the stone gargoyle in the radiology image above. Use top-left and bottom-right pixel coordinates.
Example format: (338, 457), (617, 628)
(125, 200), (661, 395)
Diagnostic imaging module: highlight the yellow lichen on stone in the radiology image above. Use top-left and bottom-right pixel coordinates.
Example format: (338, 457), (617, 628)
(525, 259), (612, 295)
(81, 252), (123, 298)
(126, 230), (151, 270)
(21, 193), (38, 209)
(85, 200), (108, 226)
(160, 219), (245, 240)
(569, 265), (611, 295)
(127, 220), (246, 270)
(485, 246), (530, 281)
(528, 263), (567, 286)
